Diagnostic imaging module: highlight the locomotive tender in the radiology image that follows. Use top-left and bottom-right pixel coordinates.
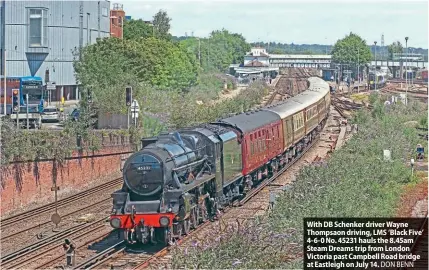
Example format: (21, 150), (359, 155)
(110, 77), (331, 244)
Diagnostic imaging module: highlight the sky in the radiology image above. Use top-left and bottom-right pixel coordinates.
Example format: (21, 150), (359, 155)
(115, 0), (428, 49)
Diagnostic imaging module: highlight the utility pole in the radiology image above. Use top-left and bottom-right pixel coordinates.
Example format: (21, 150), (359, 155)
(374, 41), (377, 91)
(405, 37), (409, 105)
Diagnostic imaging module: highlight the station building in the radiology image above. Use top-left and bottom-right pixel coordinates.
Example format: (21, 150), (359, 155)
(0, 0), (116, 102)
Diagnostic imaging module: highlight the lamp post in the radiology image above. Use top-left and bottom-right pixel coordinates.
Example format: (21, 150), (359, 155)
(374, 41), (377, 91)
(405, 37), (409, 105)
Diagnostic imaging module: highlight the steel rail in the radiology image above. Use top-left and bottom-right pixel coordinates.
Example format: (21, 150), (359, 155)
(72, 241), (126, 270)
(3, 218), (108, 269)
(1, 177), (122, 227)
(2, 197), (111, 241)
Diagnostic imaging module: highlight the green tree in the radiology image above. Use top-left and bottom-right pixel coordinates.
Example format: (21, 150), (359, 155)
(179, 29), (251, 72)
(388, 41), (403, 60)
(331, 32), (372, 67)
(123, 19), (153, 40)
(270, 48), (284, 54)
(73, 37), (198, 113)
(153, 10), (171, 40)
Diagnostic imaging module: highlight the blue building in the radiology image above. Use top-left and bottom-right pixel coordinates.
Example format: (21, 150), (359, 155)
(0, 0), (111, 101)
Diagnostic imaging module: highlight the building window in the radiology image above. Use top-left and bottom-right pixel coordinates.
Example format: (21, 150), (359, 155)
(102, 7), (108, 17)
(28, 8), (48, 47)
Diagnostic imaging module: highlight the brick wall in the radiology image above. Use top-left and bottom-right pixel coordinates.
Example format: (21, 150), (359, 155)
(0, 145), (133, 215)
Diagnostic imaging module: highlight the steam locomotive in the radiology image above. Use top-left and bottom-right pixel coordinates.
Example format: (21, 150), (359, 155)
(110, 77), (331, 245)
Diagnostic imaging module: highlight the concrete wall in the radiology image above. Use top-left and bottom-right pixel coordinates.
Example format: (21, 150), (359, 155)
(0, 144), (132, 215)
(98, 112), (129, 129)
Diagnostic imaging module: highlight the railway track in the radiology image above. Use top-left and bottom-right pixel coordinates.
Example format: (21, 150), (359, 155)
(1, 177), (122, 228)
(1, 197), (112, 242)
(264, 68), (319, 107)
(1, 217), (110, 269)
(388, 78), (427, 85)
(34, 227), (119, 269)
(331, 95), (369, 119)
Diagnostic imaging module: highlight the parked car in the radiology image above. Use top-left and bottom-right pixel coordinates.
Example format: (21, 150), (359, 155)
(41, 106), (59, 122)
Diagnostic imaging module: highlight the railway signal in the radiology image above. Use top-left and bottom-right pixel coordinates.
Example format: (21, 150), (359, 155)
(12, 89), (19, 112)
(126, 86), (132, 106)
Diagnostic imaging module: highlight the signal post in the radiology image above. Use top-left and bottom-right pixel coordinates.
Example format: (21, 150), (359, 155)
(12, 89), (19, 128)
(126, 86), (132, 129)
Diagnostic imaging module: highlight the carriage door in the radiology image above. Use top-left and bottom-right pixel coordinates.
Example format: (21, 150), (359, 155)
(209, 135), (223, 196)
(285, 118), (293, 147)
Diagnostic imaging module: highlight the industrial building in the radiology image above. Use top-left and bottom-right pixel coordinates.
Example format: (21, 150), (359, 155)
(0, 0), (111, 102)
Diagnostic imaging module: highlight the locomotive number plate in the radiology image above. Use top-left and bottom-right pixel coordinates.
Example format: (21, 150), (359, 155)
(137, 165), (151, 171)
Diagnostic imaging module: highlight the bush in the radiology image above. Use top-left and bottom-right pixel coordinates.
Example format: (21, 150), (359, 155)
(172, 99), (427, 269)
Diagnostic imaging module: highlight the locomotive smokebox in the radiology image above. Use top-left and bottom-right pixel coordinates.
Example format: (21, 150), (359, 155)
(123, 151), (164, 197)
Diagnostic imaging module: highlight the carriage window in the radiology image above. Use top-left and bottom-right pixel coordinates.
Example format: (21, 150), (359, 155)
(250, 134), (253, 141)
(258, 131), (261, 137)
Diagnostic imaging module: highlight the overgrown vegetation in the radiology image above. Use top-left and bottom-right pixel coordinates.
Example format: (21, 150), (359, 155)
(171, 98), (427, 269)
